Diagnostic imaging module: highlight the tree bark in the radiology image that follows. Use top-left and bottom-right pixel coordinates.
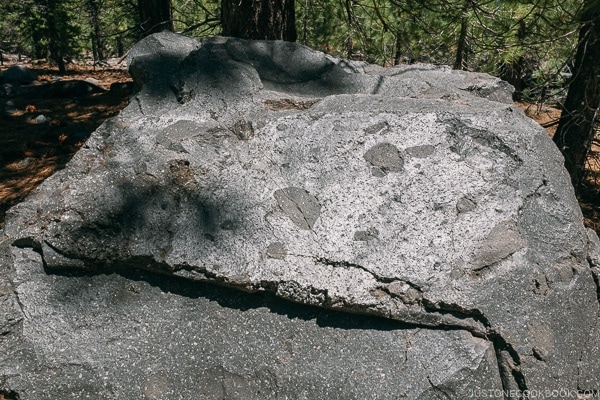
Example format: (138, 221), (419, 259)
(221, 0), (296, 42)
(498, 20), (529, 100)
(138, 0), (174, 36)
(343, 0), (358, 58)
(87, 0), (105, 62)
(45, 0), (67, 74)
(453, 15), (468, 70)
(553, 1), (600, 190)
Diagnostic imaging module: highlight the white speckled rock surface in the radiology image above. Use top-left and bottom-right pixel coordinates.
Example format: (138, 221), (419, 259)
(1, 32), (599, 398)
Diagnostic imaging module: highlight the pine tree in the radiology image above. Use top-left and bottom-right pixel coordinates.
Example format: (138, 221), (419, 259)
(138, 0), (174, 36)
(553, 0), (600, 190)
(221, 0), (296, 41)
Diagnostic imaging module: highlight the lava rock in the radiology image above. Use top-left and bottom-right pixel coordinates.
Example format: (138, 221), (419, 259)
(33, 114), (49, 124)
(1, 32), (599, 398)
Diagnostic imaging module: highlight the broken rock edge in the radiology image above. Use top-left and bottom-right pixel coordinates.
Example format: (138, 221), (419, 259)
(9, 235), (528, 394)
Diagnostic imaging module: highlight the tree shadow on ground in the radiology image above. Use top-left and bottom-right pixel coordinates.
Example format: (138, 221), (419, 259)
(0, 65), (132, 227)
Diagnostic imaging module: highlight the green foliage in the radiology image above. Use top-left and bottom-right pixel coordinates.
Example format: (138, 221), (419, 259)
(465, 0), (580, 100)
(172, 0), (220, 35)
(0, 0), (140, 65)
(86, 0), (140, 58)
(0, 0), (585, 102)
(295, 0), (582, 102)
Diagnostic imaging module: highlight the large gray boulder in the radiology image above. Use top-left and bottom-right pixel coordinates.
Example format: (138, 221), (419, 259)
(1, 32), (599, 398)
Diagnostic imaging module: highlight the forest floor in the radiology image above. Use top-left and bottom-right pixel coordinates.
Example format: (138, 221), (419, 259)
(0, 62), (598, 235)
(0, 61), (131, 226)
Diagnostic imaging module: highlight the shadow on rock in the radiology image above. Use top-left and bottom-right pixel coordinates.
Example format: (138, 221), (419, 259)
(45, 263), (417, 332)
(42, 176), (236, 273)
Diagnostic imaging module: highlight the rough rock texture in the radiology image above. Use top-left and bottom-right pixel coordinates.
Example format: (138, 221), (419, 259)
(1, 32), (599, 398)
(1, 65), (38, 85)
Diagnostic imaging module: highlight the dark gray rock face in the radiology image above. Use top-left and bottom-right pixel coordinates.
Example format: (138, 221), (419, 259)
(1, 32), (599, 398)
(45, 80), (107, 97)
(1, 65), (38, 85)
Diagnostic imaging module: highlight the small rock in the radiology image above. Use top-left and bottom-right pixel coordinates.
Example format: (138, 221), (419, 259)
(34, 114), (49, 124)
(16, 157), (34, 169)
(84, 77), (101, 85)
(456, 195), (477, 213)
(406, 145), (435, 159)
(3, 100), (17, 115)
(353, 227), (379, 241)
(273, 187), (322, 230)
(1, 83), (20, 97)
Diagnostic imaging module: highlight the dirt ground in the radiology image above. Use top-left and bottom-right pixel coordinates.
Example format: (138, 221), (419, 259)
(0, 63), (598, 235)
(0, 62), (132, 225)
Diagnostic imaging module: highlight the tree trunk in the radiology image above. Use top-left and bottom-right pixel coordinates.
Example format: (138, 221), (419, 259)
(45, 0), (67, 74)
(31, 28), (46, 60)
(117, 36), (124, 57)
(394, 33), (403, 65)
(453, 16), (468, 70)
(553, 1), (600, 190)
(343, 0), (356, 58)
(498, 20), (528, 100)
(221, 0), (296, 41)
(138, 0), (174, 36)
(87, 0), (105, 62)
